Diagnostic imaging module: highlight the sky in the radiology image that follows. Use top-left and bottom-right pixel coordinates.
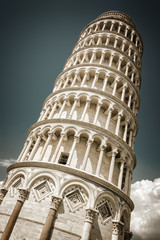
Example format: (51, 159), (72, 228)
(0, 0), (160, 239)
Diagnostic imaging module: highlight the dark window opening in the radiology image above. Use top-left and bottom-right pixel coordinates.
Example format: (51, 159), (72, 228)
(59, 153), (69, 165)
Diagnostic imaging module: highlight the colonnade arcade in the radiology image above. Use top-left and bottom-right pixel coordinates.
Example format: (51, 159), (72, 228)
(73, 32), (141, 69)
(78, 14), (143, 54)
(38, 92), (137, 148)
(64, 48), (140, 85)
(17, 124), (134, 195)
(53, 67), (139, 113)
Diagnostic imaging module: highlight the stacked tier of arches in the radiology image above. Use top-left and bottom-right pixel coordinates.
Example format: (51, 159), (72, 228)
(18, 124), (134, 193)
(64, 48), (140, 88)
(38, 91), (137, 147)
(78, 18), (142, 54)
(72, 32), (141, 69)
(53, 67), (139, 113)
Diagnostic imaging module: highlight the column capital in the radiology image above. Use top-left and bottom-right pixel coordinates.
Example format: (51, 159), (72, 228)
(74, 135), (79, 142)
(115, 77), (120, 83)
(87, 138), (93, 145)
(123, 83), (128, 89)
(50, 196), (62, 211)
(118, 111), (123, 118)
(18, 188), (29, 202)
(98, 143), (107, 151)
(112, 149), (118, 157)
(85, 208), (97, 223)
(112, 220), (124, 235)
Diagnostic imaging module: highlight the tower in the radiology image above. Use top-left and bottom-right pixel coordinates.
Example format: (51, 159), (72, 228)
(0, 10), (143, 240)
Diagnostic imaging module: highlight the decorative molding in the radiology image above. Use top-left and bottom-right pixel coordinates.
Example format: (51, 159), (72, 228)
(50, 196), (62, 211)
(18, 188), (29, 202)
(7, 162), (134, 210)
(85, 208), (97, 223)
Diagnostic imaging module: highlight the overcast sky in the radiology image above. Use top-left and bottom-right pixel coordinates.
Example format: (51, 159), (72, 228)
(0, 1), (160, 239)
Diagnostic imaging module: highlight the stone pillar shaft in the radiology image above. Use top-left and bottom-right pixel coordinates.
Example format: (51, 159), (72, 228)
(39, 196), (61, 240)
(1, 189), (28, 240)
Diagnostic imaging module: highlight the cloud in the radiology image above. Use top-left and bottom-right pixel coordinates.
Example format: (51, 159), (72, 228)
(0, 159), (16, 167)
(131, 178), (160, 240)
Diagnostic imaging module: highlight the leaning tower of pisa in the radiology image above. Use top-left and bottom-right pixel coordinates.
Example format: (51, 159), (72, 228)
(0, 11), (143, 240)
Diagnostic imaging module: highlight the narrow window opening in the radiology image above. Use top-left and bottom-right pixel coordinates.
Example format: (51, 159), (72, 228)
(59, 153), (69, 165)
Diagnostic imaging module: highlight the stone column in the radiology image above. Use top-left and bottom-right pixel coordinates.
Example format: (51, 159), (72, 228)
(81, 139), (93, 170)
(121, 41), (126, 52)
(96, 144), (106, 176)
(93, 101), (102, 124)
(128, 46), (132, 57)
(97, 37), (102, 45)
(81, 99), (90, 121)
(81, 208), (97, 240)
(81, 70), (89, 87)
(67, 135), (79, 165)
(121, 84), (128, 102)
(125, 26), (129, 37)
(105, 36), (110, 46)
(52, 133), (64, 163)
(63, 74), (70, 88)
(99, 51), (105, 64)
(115, 112), (123, 136)
(118, 160), (125, 189)
(92, 71), (99, 88)
(58, 98), (67, 118)
(123, 120), (129, 142)
(118, 24), (122, 33)
(129, 129), (133, 147)
(102, 21), (107, 31)
(69, 97), (78, 119)
(1, 189), (29, 240)
(131, 71), (135, 82)
(128, 92), (133, 108)
(48, 101), (58, 119)
(111, 221), (124, 240)
(0, 188), (8, 205)
(42, 105), (51, 120)
(109, 53), (114, 67)
(39, 196), (62, 240)
(112, 78), (119, 96)
(114, 37), (118, 48)
(39, 133), (52, 162)
(28, 134), (41, 161)
(125, 63), (130, 76)
(20, 138), (33, 162)
(124, 166), (130, 193)
(110, 21), (115, 31)
(90, 51), (96, 63)
(105, 106), (114, 130)
(117, 57), (123, 71)
(71, 71), (79, 87)
(108, 149), (118, 182)
(81, 51), (87, 64)
(131, 30), (135, 41)
(102, 73), (109, 91)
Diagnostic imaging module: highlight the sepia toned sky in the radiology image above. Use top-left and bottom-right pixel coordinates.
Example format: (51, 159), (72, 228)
(0, 0), (160, 183)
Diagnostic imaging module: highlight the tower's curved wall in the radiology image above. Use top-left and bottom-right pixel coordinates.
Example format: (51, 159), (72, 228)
(0, 11), (143, 240)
